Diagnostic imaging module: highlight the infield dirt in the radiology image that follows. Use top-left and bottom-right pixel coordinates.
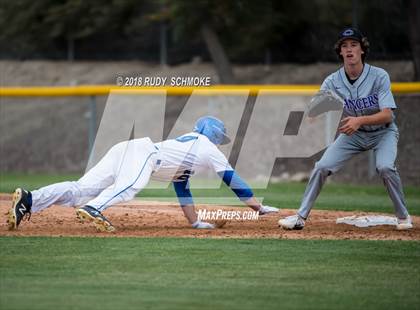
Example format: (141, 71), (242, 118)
(1, 195), (418, 240)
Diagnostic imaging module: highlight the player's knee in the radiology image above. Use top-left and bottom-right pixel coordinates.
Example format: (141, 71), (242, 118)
(118, 189), (137, 202)
(314, 162), (333, 176)
(376, 165), (395, 178)
(59, 181), (80, 196)
(50, 181), (81, 206)
(75, 180), (105, 197)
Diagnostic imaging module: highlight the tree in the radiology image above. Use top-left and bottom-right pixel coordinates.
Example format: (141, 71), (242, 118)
(167, 0), (238, 83)
(0, 0), (153, 60)
(200, 23), (235, 83)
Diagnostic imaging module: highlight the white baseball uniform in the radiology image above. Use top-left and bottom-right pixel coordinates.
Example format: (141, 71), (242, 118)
(30, 132), (232, 213)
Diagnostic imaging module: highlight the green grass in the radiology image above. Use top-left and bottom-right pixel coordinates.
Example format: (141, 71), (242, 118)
(1, 173), (419, 215)
(1, 175), (419, 310)
(0, 237), (419, 310)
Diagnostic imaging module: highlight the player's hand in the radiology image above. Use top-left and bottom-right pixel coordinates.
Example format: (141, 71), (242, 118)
(192, 221), (215, 229)
(339, 117), (361, 135)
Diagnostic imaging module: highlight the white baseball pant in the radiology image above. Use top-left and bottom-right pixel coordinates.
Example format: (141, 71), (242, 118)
(31, 138), (158, 213)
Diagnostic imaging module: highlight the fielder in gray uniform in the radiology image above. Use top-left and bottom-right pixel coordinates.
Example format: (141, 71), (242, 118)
(279, 27), (413, 230)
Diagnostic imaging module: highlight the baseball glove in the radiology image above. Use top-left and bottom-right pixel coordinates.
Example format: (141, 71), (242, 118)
(306, 90), (344, 118)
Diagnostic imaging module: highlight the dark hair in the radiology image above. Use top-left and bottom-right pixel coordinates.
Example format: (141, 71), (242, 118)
(334, 37), (370, 62)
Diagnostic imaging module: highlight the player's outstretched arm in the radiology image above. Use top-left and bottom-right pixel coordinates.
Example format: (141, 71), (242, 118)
(172, 180), (214, 229)
(217, 170), (279, 215)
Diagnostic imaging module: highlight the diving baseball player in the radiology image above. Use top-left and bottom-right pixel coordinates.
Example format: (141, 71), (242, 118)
(8, 116), (278, 232)
(278, 27), (412, 230)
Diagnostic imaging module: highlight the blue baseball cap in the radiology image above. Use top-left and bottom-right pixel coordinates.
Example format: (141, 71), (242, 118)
(193, 116), (231, 145)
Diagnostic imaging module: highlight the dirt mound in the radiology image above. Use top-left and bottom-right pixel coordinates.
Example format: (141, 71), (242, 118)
(1, 196), (418, 240)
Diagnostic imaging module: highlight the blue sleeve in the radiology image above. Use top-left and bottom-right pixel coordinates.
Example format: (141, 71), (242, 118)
(217, 170), (254, 201)
(172, 180), (194, 206)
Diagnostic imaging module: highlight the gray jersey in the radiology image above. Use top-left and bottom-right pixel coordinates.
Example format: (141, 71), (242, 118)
(296, 63), (409, 220)
(320, 63), (396, 132)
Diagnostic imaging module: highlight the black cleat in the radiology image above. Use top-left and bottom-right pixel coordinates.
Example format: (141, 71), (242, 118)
(7, 188), (32, 230)
(76, 205), (115, 232)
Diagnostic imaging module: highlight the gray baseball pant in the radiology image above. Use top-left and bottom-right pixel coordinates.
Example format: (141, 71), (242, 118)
(297, 123), (409, 219)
